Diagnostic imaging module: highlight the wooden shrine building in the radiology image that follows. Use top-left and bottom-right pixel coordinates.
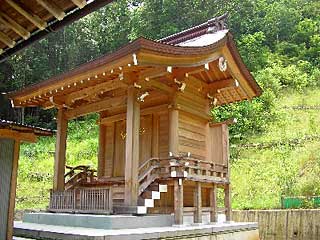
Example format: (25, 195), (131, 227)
(0, 120), (53, 240)
(8, 14), (261, 225)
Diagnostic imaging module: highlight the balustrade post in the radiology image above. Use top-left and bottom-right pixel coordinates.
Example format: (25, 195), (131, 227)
(174, 178), (184, 225)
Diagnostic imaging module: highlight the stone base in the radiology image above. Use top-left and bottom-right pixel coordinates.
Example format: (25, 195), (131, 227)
(14, 221), (259, 240)
(22, 212), (174, 229)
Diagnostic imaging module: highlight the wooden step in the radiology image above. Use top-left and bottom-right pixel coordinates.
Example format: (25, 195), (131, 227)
(113, 205), (147, 215)
(141, 190), (160, 200)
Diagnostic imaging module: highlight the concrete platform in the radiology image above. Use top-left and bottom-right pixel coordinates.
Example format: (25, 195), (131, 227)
(23, 212), (174, 229)
(14, 221), (259, 240)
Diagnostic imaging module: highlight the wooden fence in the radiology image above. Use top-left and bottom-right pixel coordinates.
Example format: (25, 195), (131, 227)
(232, 209), (320, 240)
(49, 188), (112, 214)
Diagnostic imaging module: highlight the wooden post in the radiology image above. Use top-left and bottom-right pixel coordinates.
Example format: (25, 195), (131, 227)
(7, 140), (20, 240)
(194, 182), (202, 223)
(174, 178), (183, 225)
(98, 124), (106, 178)
(124, 86), (140, 206)
(224, 184), (232, 221)
(53, 108), (68, 191)
(210, 183), (218, 223)
(168, 106), (179, 156)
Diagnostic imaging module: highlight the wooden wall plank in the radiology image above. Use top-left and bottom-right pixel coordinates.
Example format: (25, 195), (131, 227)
(113, 121), (125, 177)
(105, 123), (115, 177)
(151, 113), (159, 157)
(139, 114), (152, 164)
(98, 124), (106, 178)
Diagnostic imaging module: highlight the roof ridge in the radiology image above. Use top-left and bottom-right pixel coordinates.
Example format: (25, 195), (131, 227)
(159, 13), (228, 45)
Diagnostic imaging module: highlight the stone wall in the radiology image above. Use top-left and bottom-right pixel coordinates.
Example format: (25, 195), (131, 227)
(233, 209), (320, 240)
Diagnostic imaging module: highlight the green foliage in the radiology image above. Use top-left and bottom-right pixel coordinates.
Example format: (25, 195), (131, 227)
(3, 0), (320, 210)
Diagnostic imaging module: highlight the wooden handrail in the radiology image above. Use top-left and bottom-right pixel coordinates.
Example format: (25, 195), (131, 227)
(137, 156), (228, 195)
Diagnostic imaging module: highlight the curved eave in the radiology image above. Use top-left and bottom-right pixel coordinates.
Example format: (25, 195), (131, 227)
(8, 33), (261, 106)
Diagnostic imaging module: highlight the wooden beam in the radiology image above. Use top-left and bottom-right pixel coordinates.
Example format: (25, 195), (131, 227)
(71, 0), (87, 8)
(209, 183), (218, 222)
(53, 108), (68, 191)
(140, 79), (174, 94)
(100, 104), (168, 125)
(0, 12), (30, 40)
(6, 0), (47, 30)
(0, 31), (15, 48)
(6, 140), (20, 240)
(36, 0), (65, 20)
(174, 178), (184, 225)
(97, 124), (106, 178)
(194, 182), (202, 223)
(224, 184), (232, 221)
(65, 95), (126, 119)
(207, 78), (237, 93)
(64, 79), (126, 105)
(0, 129), (37, 142)
(139, 66), (172, 80)
(124, 86), (140, 206)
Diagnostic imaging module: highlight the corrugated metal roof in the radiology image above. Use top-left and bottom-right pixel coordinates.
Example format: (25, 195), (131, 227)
(0, 119), (54, 136)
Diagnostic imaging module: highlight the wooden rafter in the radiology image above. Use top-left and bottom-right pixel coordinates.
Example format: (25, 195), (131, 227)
(71, 0), (87, 9)
(206, 78), (237, 93)
(5, 0), (47, 30)
(0, 31), (15, 48)
(140, 79), (174, 94)
(63, 79), (127, 105)
(65, 95), (127, 119)
(0, 12), (30, 40)
(139, 66), (172, 81)
(35, 0), (66, 21)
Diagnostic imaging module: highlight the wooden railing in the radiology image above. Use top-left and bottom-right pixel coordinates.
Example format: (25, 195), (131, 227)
(138, 156), (228, 194)
(49, 188), (112, 214)
(64, 165), (97, 190)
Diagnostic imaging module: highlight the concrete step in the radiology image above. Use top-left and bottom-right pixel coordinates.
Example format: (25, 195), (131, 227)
(14, 220), (258, 240)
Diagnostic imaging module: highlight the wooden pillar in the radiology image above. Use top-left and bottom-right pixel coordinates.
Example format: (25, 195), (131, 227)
(174, 178), (183, 225)
(168, 106), (179, 156)
(125, 86), (140, 206)
(224, 184), (232, 221)
(53, 108), (68, 191)
(0, 138), (20, 240)
(151, 113), (159, 157)
(7, 140), (19, 240)
(209, 183), (218, 223)
(97, 124), (106, 178)
(194, 182), (202, 223)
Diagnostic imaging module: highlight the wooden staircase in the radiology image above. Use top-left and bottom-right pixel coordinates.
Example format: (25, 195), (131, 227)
(138, 182), (168, 212)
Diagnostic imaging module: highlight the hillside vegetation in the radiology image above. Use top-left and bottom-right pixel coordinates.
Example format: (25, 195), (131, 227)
(16, 88), (320, 210)
(0, 0), (318, 210)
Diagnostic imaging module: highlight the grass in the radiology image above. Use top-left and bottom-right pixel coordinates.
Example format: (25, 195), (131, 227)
(15, 88), (320, 210)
